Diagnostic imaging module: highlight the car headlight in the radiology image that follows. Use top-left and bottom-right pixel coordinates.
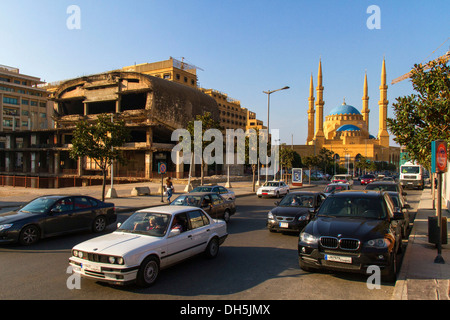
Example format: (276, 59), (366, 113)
(0, 224), (13, 231)
(108, 256), (124, 265)
(300, 232), (318, 244)
(298, 215), (308, 221)
(268, 212), (274, 220)
(72, 250), (84, 258)
(365, 238), (390, 248)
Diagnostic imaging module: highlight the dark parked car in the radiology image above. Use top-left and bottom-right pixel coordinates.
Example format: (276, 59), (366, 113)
(170, 192), (236, 223)
(0, 195), (116, 245)
(360, 174), (376, 185)
(365, 181), (407, 197)
(387, 191), (411, 237)
(191, 185), (235, 200)
(298, 190), (404, 282)
(267, 191), (326, 233)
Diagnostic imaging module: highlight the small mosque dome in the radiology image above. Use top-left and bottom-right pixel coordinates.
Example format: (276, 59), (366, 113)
(336, 124), (361, 132)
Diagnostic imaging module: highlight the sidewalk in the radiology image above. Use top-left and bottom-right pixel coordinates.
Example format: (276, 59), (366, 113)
(393, 190), (450, 300)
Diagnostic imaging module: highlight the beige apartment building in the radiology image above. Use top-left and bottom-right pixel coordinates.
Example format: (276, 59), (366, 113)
(0, 65), (52, 134)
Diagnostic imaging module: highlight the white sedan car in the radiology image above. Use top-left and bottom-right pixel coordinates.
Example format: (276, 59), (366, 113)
(69, 206), (228, 287)
(257, 181), (290, 198)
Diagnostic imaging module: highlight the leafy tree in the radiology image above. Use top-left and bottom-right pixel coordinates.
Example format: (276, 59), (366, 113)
(279, 147), (302, 180)
(243, 128), (272, 191)
(303, 155), (320, 184)
(186, 112), (222, 185)
(279, 145), (294, 168)
(292, 151), (302, 168)
(70, 114), (131, 201)
(387, 59), (450, 168)
(317, 147), (335, 175)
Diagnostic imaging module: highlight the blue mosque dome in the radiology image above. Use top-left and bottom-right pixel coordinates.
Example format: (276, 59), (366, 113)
(328, 102), (361, 116)
(336, 124), (361, 132)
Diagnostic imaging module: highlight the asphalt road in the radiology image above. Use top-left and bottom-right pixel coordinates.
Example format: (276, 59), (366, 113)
(0, 183), (421, 300)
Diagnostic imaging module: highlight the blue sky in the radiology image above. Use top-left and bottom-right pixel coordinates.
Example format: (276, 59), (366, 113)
(1, 0), (449, 146)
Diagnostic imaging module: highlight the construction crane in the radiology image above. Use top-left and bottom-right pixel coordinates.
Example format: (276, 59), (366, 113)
(391, 37), (450, 85)
(391, 50), (450, 85)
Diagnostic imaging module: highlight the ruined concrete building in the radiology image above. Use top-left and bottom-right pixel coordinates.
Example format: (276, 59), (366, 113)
(0, 70), (219, 187)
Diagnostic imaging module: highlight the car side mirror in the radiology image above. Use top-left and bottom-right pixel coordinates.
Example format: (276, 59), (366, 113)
(49, 208), (58, 215)
(274, 201), (280, 206)
(402, 191), (407, 196)
(117, 222), (122, 229)
(168, 229), (181, 238)
(309, 208), (316, 214)
(393, 211), (404, 220)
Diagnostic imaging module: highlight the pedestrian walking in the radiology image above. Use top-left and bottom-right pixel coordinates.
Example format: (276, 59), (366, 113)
(166, 177), (174, 202)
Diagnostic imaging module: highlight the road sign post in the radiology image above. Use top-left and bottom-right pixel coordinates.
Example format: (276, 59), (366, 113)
(158, 162), (167, 203)
(431, 140), (448, 264)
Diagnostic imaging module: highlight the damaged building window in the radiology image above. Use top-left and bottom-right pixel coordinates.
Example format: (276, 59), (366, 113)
(121, 92), (147, 111)
(88, 101), (116, 115)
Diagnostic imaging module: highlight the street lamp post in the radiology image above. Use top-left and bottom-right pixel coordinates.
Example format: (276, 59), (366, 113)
(106, 114), (117, 198)
(263, 86), (289, 182)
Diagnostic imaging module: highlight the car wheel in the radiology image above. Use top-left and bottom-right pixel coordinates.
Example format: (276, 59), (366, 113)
(92, 216), (106, 233)
(383, 252), (397, 283)
(19, 225), (40, 246)
(223, 209), (231, 223)
(136, 256), (160, 287)
(204, 237), (219, 259)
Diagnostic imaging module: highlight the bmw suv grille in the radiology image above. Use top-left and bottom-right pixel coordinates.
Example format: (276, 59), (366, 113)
(320, 236), (360, 251)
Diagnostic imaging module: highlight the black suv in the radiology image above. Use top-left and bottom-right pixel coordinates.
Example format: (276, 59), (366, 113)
(298, 190), (404, 282)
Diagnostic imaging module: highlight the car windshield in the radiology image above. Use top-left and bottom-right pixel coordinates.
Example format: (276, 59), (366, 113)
(279, 194), (314, 208)
(365, 184), (398, 192)
(332, 175), (349, 181)
(264, 182), (279, 187)
(362, 175), (375, 179)
(170, 195), (202, 206)
(402, 166), (420, 174)
(20, 197), (58, 213)
(118, 212), (170, 237)
(317, 196), (386, 219)
(324, 185), (347, 193)
(191, 187), (213, 192)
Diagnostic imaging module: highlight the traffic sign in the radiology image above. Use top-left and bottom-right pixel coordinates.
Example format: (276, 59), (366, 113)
(432, 140), (448, 173)
(158, 162), (167, 174)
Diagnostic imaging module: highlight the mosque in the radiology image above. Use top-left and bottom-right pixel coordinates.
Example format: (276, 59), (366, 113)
(293, 58), (400, 170)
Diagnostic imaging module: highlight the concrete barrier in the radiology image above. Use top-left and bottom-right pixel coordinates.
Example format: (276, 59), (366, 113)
(131, 186), (151, 196)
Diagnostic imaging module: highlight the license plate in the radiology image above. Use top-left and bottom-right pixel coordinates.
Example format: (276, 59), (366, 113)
(81, 263), (101, 272)
(324, 254), (352, 264)
(279, 222), (289, 228)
